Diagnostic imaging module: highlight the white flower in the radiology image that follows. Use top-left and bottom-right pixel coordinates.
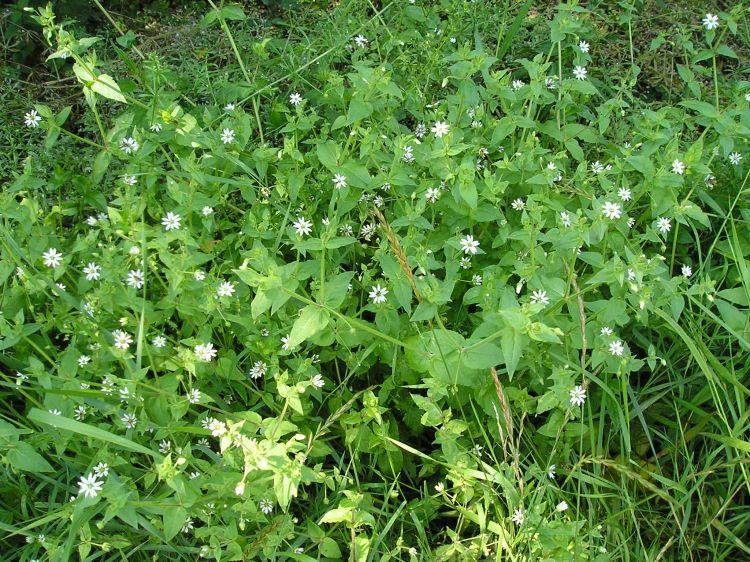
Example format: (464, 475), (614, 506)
(122, 175), (137, 185)
(311, 374), (325, 388)
(217, 281), (236, 298)
(281, 335), (293, 351)
(150, 334), (166, 348)
(81, 262), (100, 281)
(702, 13), (719, 30)
(332, 173), (348, 189)
(618, 188), (632, 201)
(120, 137), (139, 154)
(425, 187), (441, 203)
(602, 201), (622, 220)
(361, 223), (376, 241)
(460, 235), (480, 255)
(224, 102), (235, 111)
(24, 109), (42, 128)
(249, 360), (267, 379)
(43, 248), (63, 268)
(460, 257), (471, 269)
(431, 121), (450, 138)
(126, 269), (144, 289)
(161, 212), (181, 231)
(402, 145), (414, 163)
(220, 128), (235, 144)
(556, 501), (569, 512)
(129, 245), (140, 255)
(728, 152), (742, 165)
(194, 270), (206, 281)
(293, 216), (313, 236)
(600, 326), (613, 336)
(185, 388), (201, 404)
(48, 408), (62, 416)
(511, 198), (525, 211)
(86, 215), (98, 226)
(547, 465), (557, 479)
(627, 217), (636, 228)
(77, 355), (90, 367)
(472, 274), (482, 286)
(590, 161), (604, 174)
(671, 159), (685, 175)
(353, 34), (368, 48)
(579, 41), (590, 53)
(74, 405), (87, 420)
(289, 92), (303, 106)
(208, 419), (226, 437)
(194, 342), (217, 362)
(78, 472), (104, 499)
(530, 289), (550, 306)
(559, 211), (572, 227)
(511, 507), (525, 525)
(569, 385), (586, 407)
(511, 79), (525, 91)
(573, 66), (588, 80)
(656, 217), (672, 235)
(93, 462), (109, 477)
(150, 123), (162, 132)
(369, 284), (389, 304)
(681, 265), (693, 278)
(159, 440), (171, 454)
(181, 517), (194, 534)
(234, 481), (245, 496)
(121, 413), (138, 428)
(112, 330), (133, 350)
(201, 206), (214, 216)
(414, 123), (427, 138)
(609, 339), (624, 356)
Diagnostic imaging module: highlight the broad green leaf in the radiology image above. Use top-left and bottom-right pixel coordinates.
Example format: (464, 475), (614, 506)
(288, 305), (330, 349)
(7, 441), (54, 473)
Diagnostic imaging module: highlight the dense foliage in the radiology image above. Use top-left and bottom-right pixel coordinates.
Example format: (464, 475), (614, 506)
(2, 1), (749, 561)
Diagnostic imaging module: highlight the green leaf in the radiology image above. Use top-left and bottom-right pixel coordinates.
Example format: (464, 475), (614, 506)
(346, 99), (373, 124)
(28, 409), (160, 458)
(288, 305), (330, 349)
(7, 441), (54, 473)
(163, 506), (187, 541)
(90, 73), (127, 103)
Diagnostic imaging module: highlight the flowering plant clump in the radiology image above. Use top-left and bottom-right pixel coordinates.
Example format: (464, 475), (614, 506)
(2, 1), (749, 560)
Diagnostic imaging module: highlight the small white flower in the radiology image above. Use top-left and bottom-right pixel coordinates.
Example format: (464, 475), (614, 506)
(112, 330), (133, 350)
(602, 201), (622, 220)
(547, 465), (557, 479)
(402, 145), (414, 163)
(600, 326), (613, 336)
(425, 187), (441, 203)
(569, 385), (586, 407)
(511, 198), (525, 211)
(86, 215), (98, 226)
(627, 217), (636, 228)
(573, 66), (588, 80)
(208, 419), (226, 437)
(289, 92), (303, 106)
(249, 360), (267, 379)
(293, 216), (313, 237)
(259, 498), (274, 514)
(281, 335), (293, 351)
(24, 109), (42, 128)
(702, 13), (719, 30)
(460, 257), (471, 269)
(122, 175), (137, 186)
(556, 501), (569, 512)
(93, 462), (109, 477)
(83, 262), (101, 281)
(201, 206), (214, 216)
(511, 79), (525, 91)
(126, 269), (144, 289)
(120, 137), (139, 154)
(656, 217), (672, 235)
(332, 173), (348, 189)
(121, 413), (138, 429)
(311, 374), (325, 388)
(431, 121), (450, 138)
(414, 123), (427, 138)
(151, 335), (166, 348)
(49, 408), (62, 416)
(560, 211), (572, 227)
(129, 245), (140, 255)
(579, 41), (590, 53)
(590, 161), (604, 174)
(194, 270), (206, 281)
(77, 355), (91, 367)
(728, 152), (742, 165)
(609, 339), (624, 356)
(150, 123), (162, 132)
(161, 212), (181, 231)
(353, 34), (369, 48)
(186, 388), (201, 404)
(217, 280), (236, 298)
(220, 128), (235, 144)
(671, 159), (685, 175)
(472, 274), (482, 286)
(43, 248), (63, 268)
(369, 284), (389, 304)
(181, 517), (194, 534)
(511, 507), (525, 525)
(194, 342), (217, 362)
(530, 289), (550, 306)
(224, 102), (235, 111)
(460, 235), (480, 255)
(78, 472), (104, 498)
(159, 440), (171, 454)
(618, 187), (632, 201)
(681, 265), (693, 278)
(74, 405), (87, 420)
